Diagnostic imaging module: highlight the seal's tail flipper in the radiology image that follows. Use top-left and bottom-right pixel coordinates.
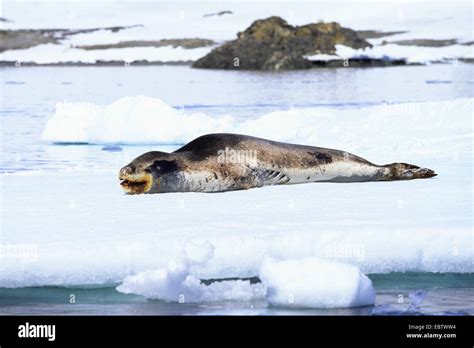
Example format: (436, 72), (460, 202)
(401, 166), (437, 180)
(382, 163), (437, 181)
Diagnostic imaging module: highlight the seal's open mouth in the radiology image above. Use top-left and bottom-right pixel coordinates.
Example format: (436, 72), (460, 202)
(119, 173), (153, 194)
(120, 179), (147, 188)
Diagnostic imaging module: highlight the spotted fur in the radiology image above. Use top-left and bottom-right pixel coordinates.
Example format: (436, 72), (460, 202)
(119, 133), (437, 194)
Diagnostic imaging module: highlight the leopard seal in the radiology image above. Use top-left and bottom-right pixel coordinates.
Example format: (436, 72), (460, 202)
(119, 133), (437, 194)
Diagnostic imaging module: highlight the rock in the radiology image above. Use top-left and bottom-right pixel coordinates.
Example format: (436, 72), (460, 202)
(0, 30), (58, 52)
(382, 38), (458, 47)
(0, 25), (141, 53)
(76, 38), (215, 50)
(193, 16), (371, 70)
(356, 30), (407, 39)
(311, 58), (410, 68)
(203, 11), (232, 17)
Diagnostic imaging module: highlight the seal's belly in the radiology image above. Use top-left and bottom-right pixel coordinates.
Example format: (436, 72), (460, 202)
(282, 162), (384, 183)
(180, 170), (238, 192)
(181, 161), (385, 192)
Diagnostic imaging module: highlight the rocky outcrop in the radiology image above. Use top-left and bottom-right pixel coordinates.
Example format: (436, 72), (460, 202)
(0, 25), (141, 53)
(356, 30), (406, 39)
(193, 16), (371, 70)
(0, 30), (58, 52)
(75, 38), (215, 50)
(382, 38), (458, 47)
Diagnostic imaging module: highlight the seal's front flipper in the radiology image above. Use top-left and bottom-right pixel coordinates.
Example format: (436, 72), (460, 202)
(383, 163), (437, 181)
(253, 169), (290, 186)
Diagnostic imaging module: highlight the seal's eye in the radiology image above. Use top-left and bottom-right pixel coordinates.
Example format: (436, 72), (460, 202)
(151, 160), (178, 174)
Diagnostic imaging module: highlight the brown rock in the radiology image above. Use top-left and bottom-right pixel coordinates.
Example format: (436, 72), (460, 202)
(193, 16), (371, 70)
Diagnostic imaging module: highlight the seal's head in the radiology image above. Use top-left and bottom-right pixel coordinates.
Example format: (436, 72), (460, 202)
(119, 151), (180, 194)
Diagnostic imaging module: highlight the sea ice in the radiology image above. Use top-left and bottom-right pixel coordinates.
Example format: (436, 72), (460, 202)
(117, 244), (375, 308)
(41, 96), (473, 164)
(117, 241), (265, 303)
(260, 256), (375, 308)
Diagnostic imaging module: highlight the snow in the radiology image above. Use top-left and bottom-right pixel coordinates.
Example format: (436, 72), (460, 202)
(1, 95), (470, 290)
(0, 156), (471, 288)
(2, 1), (472, 42)
(260, 256), (375, 308)
(0, 43), (214, 65)
(1, 0), (472, 64)
(116, 246), (375, 308)
(306, 44), (474, 64)
(41, 96), (473, 163)
(117, 241), (266, 303)
(41, 96), (236, 144)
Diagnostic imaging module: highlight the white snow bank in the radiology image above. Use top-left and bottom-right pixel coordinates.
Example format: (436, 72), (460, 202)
(260, 257), (375, 308)
(306, 44), (473, 64)
(42, 96), (236, 145)
(42, 96), (473, 162)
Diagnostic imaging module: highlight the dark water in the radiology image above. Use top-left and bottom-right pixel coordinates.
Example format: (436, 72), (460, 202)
(0, 273), (472, 315)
